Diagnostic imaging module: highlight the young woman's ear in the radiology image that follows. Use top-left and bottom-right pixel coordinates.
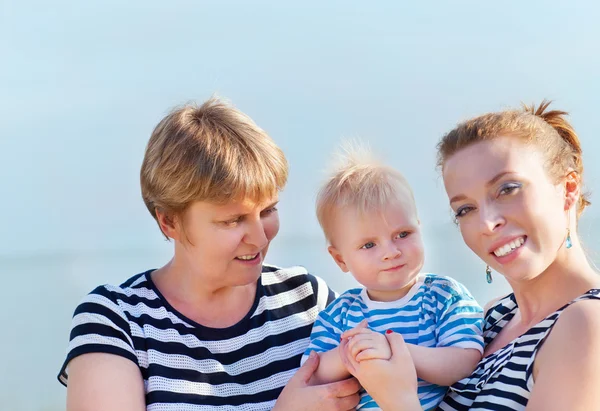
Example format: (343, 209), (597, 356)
(564, 171), (581, 211)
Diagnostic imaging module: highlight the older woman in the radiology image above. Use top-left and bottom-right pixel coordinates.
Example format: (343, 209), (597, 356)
(58, 97), (360, 410)
(340, 101), (600, 410)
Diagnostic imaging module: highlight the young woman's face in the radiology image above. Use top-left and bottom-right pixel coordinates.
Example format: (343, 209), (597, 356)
(442, 136), (571, 284)
(173, 195), (280, 289)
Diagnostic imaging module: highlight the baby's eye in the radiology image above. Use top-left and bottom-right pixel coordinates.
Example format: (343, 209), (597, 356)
(395, 231), (410, 239)
(361, 242), (376, 250)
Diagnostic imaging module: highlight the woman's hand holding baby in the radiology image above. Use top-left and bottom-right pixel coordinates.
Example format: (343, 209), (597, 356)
(339, 321), (422, 411)
(341, 320), (392, 362)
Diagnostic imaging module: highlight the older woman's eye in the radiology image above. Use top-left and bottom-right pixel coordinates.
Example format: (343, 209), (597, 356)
(223, 217), (242, 226)
(262, 206), (278, 216)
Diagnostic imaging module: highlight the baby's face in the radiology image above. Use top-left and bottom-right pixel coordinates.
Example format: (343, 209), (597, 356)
(327, 198), (425, 302)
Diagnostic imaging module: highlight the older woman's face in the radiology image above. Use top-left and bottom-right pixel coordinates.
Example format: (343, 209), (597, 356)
(442, 136), (570, 285)
(174, 195), (280, 289)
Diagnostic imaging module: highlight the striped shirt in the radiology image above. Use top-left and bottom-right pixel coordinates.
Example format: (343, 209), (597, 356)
(439, 288), (600, 411)
(302, 274), (484, 411)
(58, 264), (336, 410)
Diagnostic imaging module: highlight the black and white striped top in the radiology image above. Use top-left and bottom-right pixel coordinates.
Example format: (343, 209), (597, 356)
(58, 264), (336, 410)
(439, 288), (600, 411)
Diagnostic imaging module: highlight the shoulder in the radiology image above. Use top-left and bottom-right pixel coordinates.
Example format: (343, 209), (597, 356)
(68, 271), (157, 344)
(317, 288), (364, 316)
(59, 272), (152, 385)
(483, 293), (512, 317)
(420, 274), (477, 301)
(78, 271), (154, 316)
(261, 263), (323, 292)
(261, 263), (309, 281)
(532, 294), (600, 392)
(328, 288), (364, 306)
(261, 264), (336, 309)
(549, 296), (600, 347)
(68, 270), (166, 347)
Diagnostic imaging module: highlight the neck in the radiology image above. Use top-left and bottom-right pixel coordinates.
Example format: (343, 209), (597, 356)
(367, 278), (418, 302)
(152, 258), (258, 328)
(507, 241), (598, 326)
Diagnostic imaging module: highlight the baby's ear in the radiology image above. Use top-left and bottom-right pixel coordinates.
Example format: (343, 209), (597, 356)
(328, 245), (349, 272)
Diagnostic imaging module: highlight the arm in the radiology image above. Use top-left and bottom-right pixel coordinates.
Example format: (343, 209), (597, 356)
(67, 353), (145, 411)
(406, 345), (481, 386)
(60, 286), (143, 409)
(309, 347), (351, 385)
(431, 279), (484, 385)
(274, 351), (360, 411)
(526, 300), (600, 411)
(301, 295), (350, 385)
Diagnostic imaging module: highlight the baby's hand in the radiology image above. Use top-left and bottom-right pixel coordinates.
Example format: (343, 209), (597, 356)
(345, 329), (392, 362)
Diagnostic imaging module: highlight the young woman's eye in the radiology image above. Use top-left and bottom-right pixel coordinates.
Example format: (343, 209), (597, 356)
(498, 182), (522, 196)
(395, 231), (410, 239)
(455, 206), (474, 219)
(361, 242), (376, 250)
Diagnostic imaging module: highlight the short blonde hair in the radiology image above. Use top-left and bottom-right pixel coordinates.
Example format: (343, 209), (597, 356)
(316, 143), (416, 244)
(141, 96), (288, 238)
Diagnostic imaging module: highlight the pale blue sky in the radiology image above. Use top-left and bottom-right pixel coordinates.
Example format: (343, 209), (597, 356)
(2, 2), (600, 409)
(2, 0), (599, 256)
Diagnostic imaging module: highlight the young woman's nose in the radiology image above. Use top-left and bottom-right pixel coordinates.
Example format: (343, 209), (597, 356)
(478, 203), (505, 235)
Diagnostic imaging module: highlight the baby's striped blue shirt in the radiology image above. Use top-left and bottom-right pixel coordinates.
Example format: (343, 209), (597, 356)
(302, 274), (484, 411)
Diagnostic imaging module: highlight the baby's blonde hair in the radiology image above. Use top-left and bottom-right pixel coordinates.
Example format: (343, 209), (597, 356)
(316, 142), (416, 244)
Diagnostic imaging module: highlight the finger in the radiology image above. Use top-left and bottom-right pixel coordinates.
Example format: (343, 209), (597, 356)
(357, 319), (369, 329)
(384, 332), (412, 364)
(355, 348), (390, 362)
(341, 324), (372, 339)
(346, 333), (382, 351)
(324, 376), (361, 398)
(348, 337), (377, 359)
(385, 331), (405, 351)
(346, 344), (362, 373)
(338, 338), (357, 375)
(334, 392), (360, 410)
(292, 351), (320, 386)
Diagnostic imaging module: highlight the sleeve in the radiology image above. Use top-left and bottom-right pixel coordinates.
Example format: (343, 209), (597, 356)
(307, 273), (338, 310)
(300, 298), (344, 365)
(434, 279), (484, 353)
(57, 285), (138, 386)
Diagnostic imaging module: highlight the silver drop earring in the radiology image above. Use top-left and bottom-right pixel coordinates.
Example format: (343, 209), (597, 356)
(486, 265), (493, 284)
(566, 208), (573, 249)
